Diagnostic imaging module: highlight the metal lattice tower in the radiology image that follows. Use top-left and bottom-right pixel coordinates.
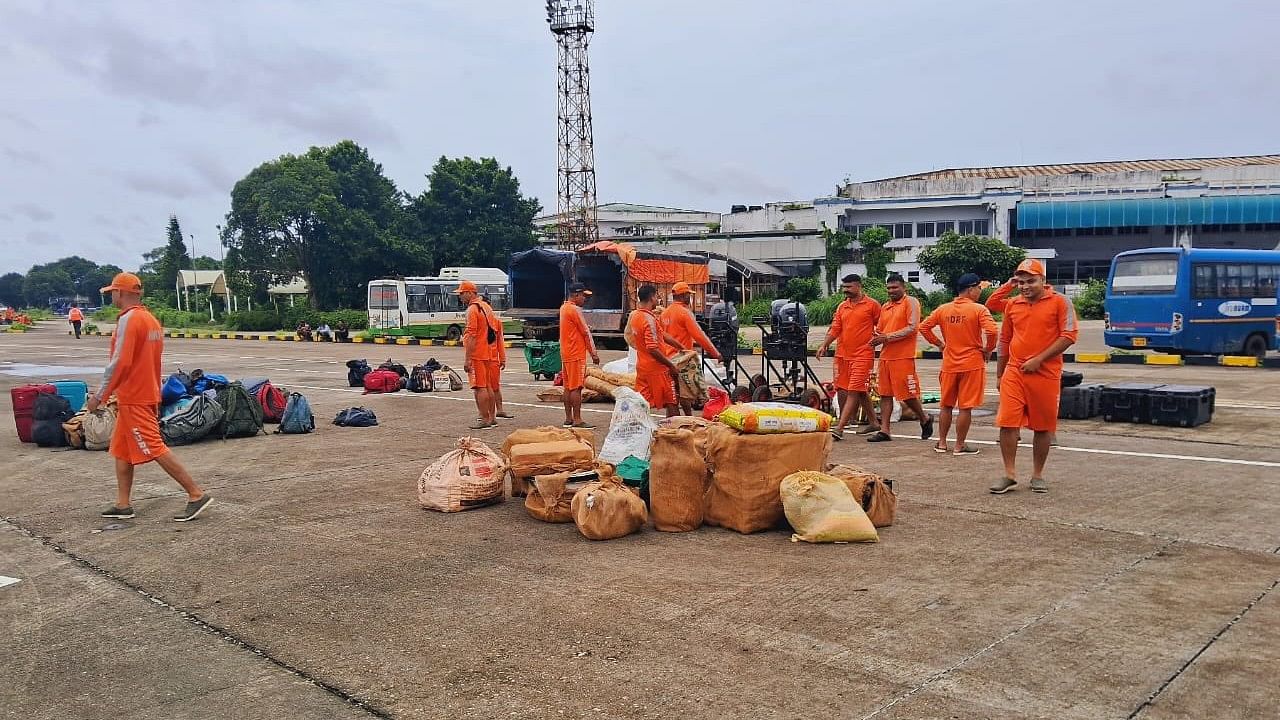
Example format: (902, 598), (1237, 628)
(546, 1), (598, 249)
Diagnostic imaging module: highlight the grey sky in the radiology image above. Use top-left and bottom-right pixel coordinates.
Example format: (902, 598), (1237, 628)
(2, 0), (1278, 275)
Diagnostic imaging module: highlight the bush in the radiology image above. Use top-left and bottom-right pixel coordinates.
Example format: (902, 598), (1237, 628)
(739, 294), (775, 325)
(93, 306), (121, 321)
(223, 307), (369, 332)
(805, 294), (844, 326)
(783, 275), (823, 304)
(1073, 279), (1106, 320)
(84, 323), (99, 334)
(21, 308), (53, 321)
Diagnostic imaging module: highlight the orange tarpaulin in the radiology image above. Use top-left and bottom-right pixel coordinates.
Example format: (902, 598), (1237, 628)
(577, 241), (710, 285)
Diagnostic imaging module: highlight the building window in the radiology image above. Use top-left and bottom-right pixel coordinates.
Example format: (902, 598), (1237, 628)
(936, 221), (955, 236)
(906, 270), (920, 283)
(916, 222), (935, 238)
(958, 219), (989, 236)
(1117, 226), (1150, 235)
(1076, 227), (1096, 236)
(893, 222), (912, 239)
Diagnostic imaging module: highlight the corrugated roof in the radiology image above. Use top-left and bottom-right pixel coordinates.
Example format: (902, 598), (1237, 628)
(871, 155), (1280, 182)
(597, 202), (716, 214)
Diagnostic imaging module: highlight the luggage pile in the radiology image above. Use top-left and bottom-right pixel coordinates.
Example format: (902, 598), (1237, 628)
(353, 358), (464, 395)
(1055, 372), (1216, 428)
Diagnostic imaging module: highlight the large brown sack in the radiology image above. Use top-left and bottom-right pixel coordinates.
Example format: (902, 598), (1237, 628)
(704, 423), (832, 534)
(417, 438), (506, 512)
(584, 375), (618, 399)
(570, 467), (648, 540)
(501, 426), (594, 457)
(587, 366), (635, 388)
(658, 416), (711, 456)
(826, 463), (898, 528)
(781, 471), (878, 543)
(509, 440), (595, 479)
(649, 427), (710, 532)
(525, 471), (594, 523)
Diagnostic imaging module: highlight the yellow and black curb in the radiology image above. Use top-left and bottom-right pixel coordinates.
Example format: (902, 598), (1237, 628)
(746, 343), (1278, 369)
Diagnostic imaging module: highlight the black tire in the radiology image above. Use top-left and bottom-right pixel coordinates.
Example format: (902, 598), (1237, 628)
(751, 385), (773, 402)
(1242, 333), (1268, 360)
(445, 325), (462, 342)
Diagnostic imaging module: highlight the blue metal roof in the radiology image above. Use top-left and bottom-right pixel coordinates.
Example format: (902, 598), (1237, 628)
(1016, 195), (1280, 230)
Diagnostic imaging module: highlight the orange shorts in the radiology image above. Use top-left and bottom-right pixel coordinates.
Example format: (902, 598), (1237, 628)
(834, 355), (873, 393)
(876, 358), (921, 399)
(562, 359), (586, 391)
(110, 404), (170, 466)
(635, 370), (677, 409)
(939, 369), (986, 410)
(995, 369), (1060, 432)
(468, 359), (501, 390)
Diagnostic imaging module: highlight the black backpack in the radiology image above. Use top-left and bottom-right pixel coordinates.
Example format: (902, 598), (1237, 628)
(159, 395), (224, 446)
(379, 359), (408, 378)
(32, 393), (74, 448)
(407, 364), (435, 393)
(346, 359), (371, 388)
(215, 381), (265, 439)
(333, 407), (378, 427)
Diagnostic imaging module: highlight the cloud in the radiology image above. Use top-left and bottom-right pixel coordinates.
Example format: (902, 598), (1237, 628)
(137, 112), (162, 128)
(632, 139), (792, 201)
(0, 212), (12, 222)
(0, 110), (36, 131)
(26, 230), (58, 244)
(3, 147), (43, 165)
(12, 203), (54, 222)
(120, 171), (204, 200)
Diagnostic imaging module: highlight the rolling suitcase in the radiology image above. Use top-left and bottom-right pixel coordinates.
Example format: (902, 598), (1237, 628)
(12, 384), (56, 443)
(1058, 382), (1104, 420)
(1100, 383), (1164, 423)
(1149, 385), (1215, 428)
(50, 380), (89, 413)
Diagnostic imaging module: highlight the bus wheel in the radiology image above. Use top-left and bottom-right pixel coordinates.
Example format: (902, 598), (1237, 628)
(1243, 333), (1268, 360)
(446, 325), (462, 342)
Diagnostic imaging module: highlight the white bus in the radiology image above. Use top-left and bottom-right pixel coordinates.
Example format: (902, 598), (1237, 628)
(366, 267), (515, 340)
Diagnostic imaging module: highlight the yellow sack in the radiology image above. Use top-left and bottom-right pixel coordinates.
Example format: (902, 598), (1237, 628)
(718, 402), (832, 434)
(781, 471), (878, 543)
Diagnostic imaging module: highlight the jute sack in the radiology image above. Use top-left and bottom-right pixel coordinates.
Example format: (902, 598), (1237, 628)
(571, 466), (648, 540)
(649, 426), (710, 532)
(81, 402), (118, 451)
(672, 350), (707, 403)
(501, 426), (594, 458)
(525, 471), (593, 523)
(781, 471), (879, 543)
(584, 375), (618, 399)
(417, 437), (506, 512)
(587, 366), (636, 388)
(826, 463), (898, 528)
(538, 387), (603, 404)
(62, 411), (87, 449)
(704, 423), (832, 534)
(658, 416), (711, 456)
(509, 440), (595, 479)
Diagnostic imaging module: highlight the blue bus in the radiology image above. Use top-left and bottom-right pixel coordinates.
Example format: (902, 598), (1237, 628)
(1104, 247), (1280, 358)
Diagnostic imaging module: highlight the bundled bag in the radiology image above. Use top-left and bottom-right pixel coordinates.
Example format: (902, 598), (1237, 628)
(825, 464), (898, 528)
(240, 377), (271, 395)
(162, 397), (194, 418)
(254, 381), (288, 423)
(190, 370), (229, 394)
(501, 426), (595, 458)
(333, 407), (378, 427)
(442, 366), (464, 392)
(537, 387), (565, 403)
(509, 440), (595, 479)
(363, 369), (403, 394)
(718, 402), (832, 434)
(215, 382), (265, 439)
(407, 364), (435, 393)
(378, 359), (408, 378)
(781, 471), (879, 543)
(598, 387), (659, 464)
(160, 394), (224, 446)
(63, 411), (87, 448)
(587, 366), (636, 389)
(701, 386), (730, 421)
(649, 425), (711, 532)
(584, 375), (618, 399)
(276, 392), (315, 434)
(81, 403), (118, 451)
(673, 350), (708, 404)
(417, 437), (505, 512)
(161, 371), (193, 405)
(524, 470), (595, 523)
(571, 466), (648, 540)
(346, 359), (372, 388)
(32, 392), (75, 447)
(703, 423), (832, 534)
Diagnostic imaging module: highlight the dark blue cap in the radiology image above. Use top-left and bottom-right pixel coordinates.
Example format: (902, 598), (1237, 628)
(955, 273), (982, 291)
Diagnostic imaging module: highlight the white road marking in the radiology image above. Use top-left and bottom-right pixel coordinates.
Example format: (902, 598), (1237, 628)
(887, 433), (1280, 468)
(0, 575), (20, 589)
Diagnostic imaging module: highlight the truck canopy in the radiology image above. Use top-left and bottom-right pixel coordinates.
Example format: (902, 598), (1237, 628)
(509, 248), (576, 310)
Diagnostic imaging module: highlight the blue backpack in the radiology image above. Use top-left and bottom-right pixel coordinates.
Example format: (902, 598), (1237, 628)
(192, 372), (229, 394)
(333, 407), (377, 427)
(161, 372), (193, 405)
(276, 392), (315, 434)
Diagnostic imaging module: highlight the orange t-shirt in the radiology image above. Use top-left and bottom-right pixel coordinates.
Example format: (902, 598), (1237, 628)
(660, 302), (714, 357)
(95, 305), (163, 405)
(68, 308), (84, 322)
(464, 299), (504, 362)
(999, 287), (1079, 377)
(984, 280), (1018, 314)
(559, 301), (594, 362)
(920, 297), (999, 372)
(876, 295), (921, 360)
(829, 295), (881, 358)
(628, 308), (666, 375)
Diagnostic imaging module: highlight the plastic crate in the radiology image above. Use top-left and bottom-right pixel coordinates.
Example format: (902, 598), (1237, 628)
(1100, 382), (1164, 423)
(523, 340), (562, 380)
(1148, 385), (1215, 428)
(1058, 382), (1104, 420)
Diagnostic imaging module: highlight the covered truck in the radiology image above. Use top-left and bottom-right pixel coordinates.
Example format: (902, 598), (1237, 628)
(509, 241), (711, 341)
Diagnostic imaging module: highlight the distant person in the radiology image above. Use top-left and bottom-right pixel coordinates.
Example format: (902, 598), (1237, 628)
(559, 282), (601, 428)
(68, 304), (84, 339)
(867, 274), (932, 443)
(660, 281), (720, 415)
(991, 259), (1079, 495)
(316, 323), (333, 342)
(919, 273), (999, 456)
(628, 284), (680, 417)
(817, 274), (881, 440)
(91, 272), (212, 522)
(335, 321), (350, 342)
(481, 294), (514, 420)
(296, 321), (313, 342)
(457, 280), (505, 429)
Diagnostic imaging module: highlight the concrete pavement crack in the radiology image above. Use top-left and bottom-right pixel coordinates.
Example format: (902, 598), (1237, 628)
(1127, 577), (1279, 719)
(1, 517), (395, 719)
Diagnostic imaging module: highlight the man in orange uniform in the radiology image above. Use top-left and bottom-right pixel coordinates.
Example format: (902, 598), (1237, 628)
(817, 274), (881, 440)
(661, 281), (721, 416)
(919, 273), (999, 456)
(991, 259), (1079, 494)
(68, 304), (84, 339)
(867, 274), (932, 442)
(559, 282), (601, 428)
(90, 273), (211, 522)
(628, 284), (680, 417)
(457, 279), (505, 430)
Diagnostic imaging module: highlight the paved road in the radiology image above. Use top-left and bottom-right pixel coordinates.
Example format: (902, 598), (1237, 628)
(2, 327), (1277, 719)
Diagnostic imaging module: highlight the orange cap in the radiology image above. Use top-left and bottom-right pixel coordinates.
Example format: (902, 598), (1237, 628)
(101, 272), (143, 294)
(1015, 259), (1046, 277)
(452, 280), (478, 294)
(672, 281), (692, 296)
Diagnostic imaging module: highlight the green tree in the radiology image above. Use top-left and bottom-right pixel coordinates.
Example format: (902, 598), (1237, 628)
(410, 156), (541, 271)
(1073, 278), (1106, 320)
(783, 274), (823, 304)
(0, 272), (26, 307)
(856, 226), (893, 282)
(161, 216), (193, 289)
(22, 265), (73, 306)
(820, 225), (854, 293)
(192, 256), (221, 270)
(917, 231), (1026, 293)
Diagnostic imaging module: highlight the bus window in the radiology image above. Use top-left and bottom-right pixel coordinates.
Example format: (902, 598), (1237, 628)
(482, 285), (509, 310)
(1110, 255), (1178, 295)
(369, 284), (399, 309)
(1193, 263), (1278, 299)
(406, 284), (431, 313)
(443, 292), (465, 312)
